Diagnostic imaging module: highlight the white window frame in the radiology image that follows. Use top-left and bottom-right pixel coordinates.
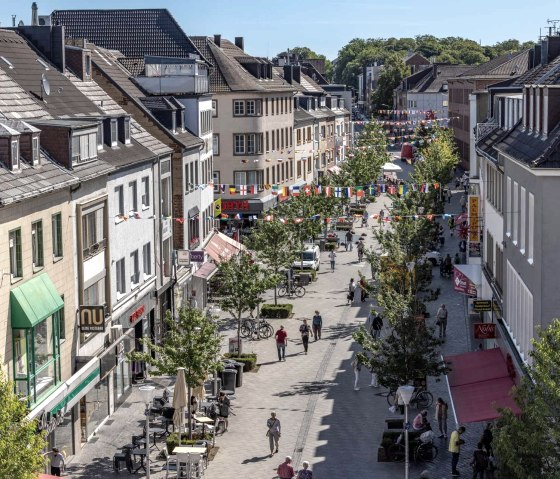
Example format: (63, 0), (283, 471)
(32, 136), (39, 165)
(233, 100), (245, 116)
(124, 117), (131, 144)
(115, 185), (124, 218)
(141, 177), (150, 209)
(528, 192), (534, 264)
(213, 134), (220, 155)
(52, 212), (63, 259)
(506, 176), (512, 237)
(11, 139), (19, 170)
(129, 180), (138, 213)
(143, 243), (152, 279)
(520, 186), (526, 254)
(9, 228), (22, 280)
(130, 250), (139, 288)
(234, 134), (245, 154)
(116, 258), (126, 296)
(110, 120), (118, 146)
(513, 181), (518, 245)
(31, 220), (44, 269)
(246, 100), (256, 116)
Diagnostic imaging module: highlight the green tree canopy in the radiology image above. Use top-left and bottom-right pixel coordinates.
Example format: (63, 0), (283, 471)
(371, 53), (409, 110)
(0, 370), (46, 479)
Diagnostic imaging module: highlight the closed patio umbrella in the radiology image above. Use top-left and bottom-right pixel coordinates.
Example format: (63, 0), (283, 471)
(172, 367), (188, 445)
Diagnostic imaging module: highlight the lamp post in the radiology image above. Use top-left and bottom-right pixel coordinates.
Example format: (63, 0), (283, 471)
(139, 385), (155, 478)
(398, 385), (415, 479)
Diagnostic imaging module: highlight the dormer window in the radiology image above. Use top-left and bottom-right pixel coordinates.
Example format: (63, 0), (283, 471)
(97, 123), (104, 150)
(32, 136), (39, 166)
(11, 139), (20, 170)
(118, 117), (131, 145)
(85, 55), (92, 78)
(71, 131), (97, 165)
(110, 120), (117, 147)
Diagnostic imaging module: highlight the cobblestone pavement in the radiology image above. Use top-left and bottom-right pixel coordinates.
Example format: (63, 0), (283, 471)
(66, 161), (488, 479)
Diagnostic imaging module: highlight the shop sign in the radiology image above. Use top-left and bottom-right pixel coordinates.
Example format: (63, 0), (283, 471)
(222, 200), (250, 212)
(79, 305), (106, 333)
(190, 250), (204, 262)
(468, 196), (479, 242)
(474, 323), (496, 339)
(176, 250), (190, 266)
(469, 241), (481, 257)
(36, 409), (64, 434)
(129, 305), (145, 325)
(470, 299), (497, 312)
(453, 268), (477, 296)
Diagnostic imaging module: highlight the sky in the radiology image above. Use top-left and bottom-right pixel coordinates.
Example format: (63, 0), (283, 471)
(1, 0), (556, 60)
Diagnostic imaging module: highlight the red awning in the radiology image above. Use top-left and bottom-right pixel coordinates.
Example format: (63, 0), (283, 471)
(193, 262), (217, 280)
(444, 348), (521, 424)
(204, 231), (245, 264)
(40, 475), (63, 479)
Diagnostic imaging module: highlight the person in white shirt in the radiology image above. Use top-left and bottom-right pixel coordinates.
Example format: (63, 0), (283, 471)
(328, 250), (337, 272)
(43, 447), (65, 476)
(420, 424), (437, 444)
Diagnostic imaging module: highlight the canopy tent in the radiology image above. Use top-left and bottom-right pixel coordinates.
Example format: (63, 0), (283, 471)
(444, 348), (521, 424)
(382, 162), (403, 172)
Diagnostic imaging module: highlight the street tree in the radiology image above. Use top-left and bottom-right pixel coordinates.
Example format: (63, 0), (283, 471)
(127, 307), (222, 438)
(493, 319), (560, 479)
(215, 251), (276, 347)
(0, 370), (47, 478)
(371, 53), (409, 110)
(246, 218), (298, 304)
(353, 290), (447, 391)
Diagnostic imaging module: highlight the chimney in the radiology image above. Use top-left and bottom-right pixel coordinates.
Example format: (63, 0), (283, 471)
(31, 2), (38, 26)
(234, 36), (244, 51)
(283, 64), (293, 84)
(213, 34), (221, 47)
(12, 15), (16, 27)
(293, 65), (301, 84)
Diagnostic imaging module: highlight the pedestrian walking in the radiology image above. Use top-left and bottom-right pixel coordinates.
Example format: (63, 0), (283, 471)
(275, 325), (288, 361)
(328, 250), (337, 272)
(351, 353), (361, 390)
(217, 391), (230, 431)
(297, 461), (313, 479)
(481, 423), (494, 455)
(357, 238), (365, 263)
(347, 278), (356, 304)
(312, 310), (322, 340)
(471, 442), (489, 479)
(266, 412), (281, 457)
(449, 425), (466, 477)
(448, 216), (455, 236)
(435, 397), (448, 438)
(369, 355), (379, 387)
(43, 448), (65, 477)
(460, 194), (467, 212)
(277, 456), (295, 478)
(446, 188), (452, 203)
(436, 304), (448, 338)
(369, 308), (383, 339)
(361, 210), (369, 228)
(345, 230), (353, 251)
(379, 209), (385, 228)
(299, 319), (311, 354)
(359, 276), (367, 301)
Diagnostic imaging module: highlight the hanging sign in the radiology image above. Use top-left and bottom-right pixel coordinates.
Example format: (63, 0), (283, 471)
(79, 305), (106, 333)
(474, 323), (496, 339)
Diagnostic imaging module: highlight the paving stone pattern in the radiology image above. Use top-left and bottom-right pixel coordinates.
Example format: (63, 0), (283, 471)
(65, 162), (491, 479)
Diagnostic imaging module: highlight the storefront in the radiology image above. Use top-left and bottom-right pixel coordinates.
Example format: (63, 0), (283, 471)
(10, 274), (64, 407)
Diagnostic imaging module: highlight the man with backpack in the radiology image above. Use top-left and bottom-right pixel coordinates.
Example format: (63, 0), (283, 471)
(369, 308), (383, 339)
(436, 304), (448, 338)
(471, 442), (489, 478)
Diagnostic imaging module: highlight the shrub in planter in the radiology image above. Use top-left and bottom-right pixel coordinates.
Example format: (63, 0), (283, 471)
(299, 269), (317, 281)
(166, 432), (213, 454)
(325, 242), (337, 251)
(223, 352), (257, 371)
(261, 303), (293, 319)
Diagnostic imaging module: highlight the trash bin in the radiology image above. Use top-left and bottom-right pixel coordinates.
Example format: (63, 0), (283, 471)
(220, 368), (237, 393)
(319, 239), (326, 252)
(299, 274), (311, 286)
(228, 361), (244, 388)
(204, 377), (221, 396)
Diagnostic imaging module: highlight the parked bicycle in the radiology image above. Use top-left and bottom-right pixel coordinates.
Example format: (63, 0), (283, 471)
(277, 281), (306, 298)
(386, 387), (434, 409)
(240, 318), (274, 339)
(388, 434), (438, 463)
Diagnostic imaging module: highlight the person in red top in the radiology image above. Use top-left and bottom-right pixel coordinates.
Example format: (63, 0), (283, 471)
(277, 456), (295, 479)
(275, 325), (288, 361)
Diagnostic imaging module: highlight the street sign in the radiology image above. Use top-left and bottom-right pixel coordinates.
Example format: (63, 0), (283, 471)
(79, 305), (105, 332)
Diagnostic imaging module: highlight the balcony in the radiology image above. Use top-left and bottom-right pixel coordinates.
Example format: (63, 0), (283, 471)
(83, 238), (106, 260)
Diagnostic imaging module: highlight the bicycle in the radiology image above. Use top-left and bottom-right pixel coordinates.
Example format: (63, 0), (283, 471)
(387, 434), (438, 463)
(386, 387), (434, 409)
(277, 282), (306, 298)
(240, 318), (274, 339)
(415, 440), (438, 462)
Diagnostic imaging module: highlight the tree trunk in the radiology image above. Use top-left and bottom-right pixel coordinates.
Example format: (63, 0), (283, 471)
(187, 382), (192, 440)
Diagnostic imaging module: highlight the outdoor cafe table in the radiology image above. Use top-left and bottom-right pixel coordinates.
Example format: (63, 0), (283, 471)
(194, 416), (214, 435)
(174, 446), (207, 455)
(132, 448), (148, 473)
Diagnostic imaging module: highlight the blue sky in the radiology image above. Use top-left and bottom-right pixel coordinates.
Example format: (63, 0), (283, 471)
(1, 0), (555, 59)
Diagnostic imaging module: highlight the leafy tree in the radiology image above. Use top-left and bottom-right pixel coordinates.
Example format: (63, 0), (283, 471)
(493, 319), (560, 479)
(412, 126), (459, 187)
(371, 53), (409, 109)
(215, 251), (276, 347)
(0, 370), (47, 478)
(128, 307), (222, 438)
(246, 219), (298, 304)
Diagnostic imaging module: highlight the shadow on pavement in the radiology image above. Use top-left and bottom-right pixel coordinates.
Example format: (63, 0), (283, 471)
(242, 454), (272, 464)
(273, 380), (336, 398)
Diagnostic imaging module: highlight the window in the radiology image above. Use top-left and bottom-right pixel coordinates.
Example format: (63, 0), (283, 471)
(233, 100), (245, 116)
(116, 259), (126, 295)
(184, 163), (190, 192)
(161, 175), (171, 217)
(143, 243), (151, 278)
(9, 228), (22, 279)
(110, 120), (117, 146)
(11, 139), (19, 170)
(506, 176), (512, 236)
(129, 181), (138, 213)
(195, 160), (199, 186)
(54, 298), (65, 341)
(247, 134), (256, 154)
(528, 192), (534, 263)
(32, 137), (39, 165)
(213, 171), (220, 192)
(213, 134), (220, 156)
(200, 110), (212, 135)
(233, 170), (263, 186)
(234, 134), (246, 154)
(31, 221), (44, 269)
(520, 186), (526, 254)
(266, 132), (269, 152)
(162, 238), (171, 277)
(52, 213), (63, 258)
(83, 278), (105, 306)
(513, 181), (518, 245)
(72, 132), (97, 164)
(212, 99), (218, 117)
(189, 162), (195, 190)
(130, 250), (139, 287)
(97, 123), (104, 150)
(115, 185), (124, 216)
(234, 133), (262, 155)
(85, 55), (91, 77)
(82, 205), (105, 253)
(123, 117), (131, 144)
(141, 177), (150, 209)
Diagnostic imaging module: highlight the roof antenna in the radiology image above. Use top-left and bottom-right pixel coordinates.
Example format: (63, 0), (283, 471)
(41, 73), (50, 103)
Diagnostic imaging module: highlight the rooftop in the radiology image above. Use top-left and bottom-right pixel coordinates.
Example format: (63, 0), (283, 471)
(455, 50), (530, 79)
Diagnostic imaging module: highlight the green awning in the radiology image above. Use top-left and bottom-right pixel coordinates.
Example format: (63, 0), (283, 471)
(10, 274), (64, 329)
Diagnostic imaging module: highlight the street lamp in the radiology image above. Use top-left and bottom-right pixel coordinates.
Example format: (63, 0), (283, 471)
(398, 385), (415, 479)
(139, 385), (155, 478)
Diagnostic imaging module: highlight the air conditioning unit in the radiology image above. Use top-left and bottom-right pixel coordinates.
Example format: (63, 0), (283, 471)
(110, 324), (123, 343)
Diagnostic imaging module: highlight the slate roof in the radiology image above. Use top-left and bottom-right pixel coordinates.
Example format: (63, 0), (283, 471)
(273, 66), (325, 94)
(511, 54), (560, 86)
(87, 45), (202, 150)
(51, 9), (204, 60)
(494, 121), (560, 168)
(0, 67), (51, 120)
(190, 36), (295, 94)
(475, 126), (507, 163)
(0, 29), (102, 118)
(294, 108), (315, 126)
(457, 51), (530, 79)
(67, 70), (172, 156)
(410, 65), (471, 93)
(117, 57), (145, 76)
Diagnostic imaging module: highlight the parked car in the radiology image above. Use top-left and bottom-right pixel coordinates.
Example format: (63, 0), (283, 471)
(292, 244), (321, 271)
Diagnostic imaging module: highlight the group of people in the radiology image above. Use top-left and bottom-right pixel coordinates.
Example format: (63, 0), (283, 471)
(273, 311), (324, 360)
(267, 412), (313, 478)
(448, 423), (495, 477)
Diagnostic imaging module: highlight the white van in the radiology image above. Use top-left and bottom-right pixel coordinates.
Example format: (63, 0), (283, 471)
(292, 244), (321, 271)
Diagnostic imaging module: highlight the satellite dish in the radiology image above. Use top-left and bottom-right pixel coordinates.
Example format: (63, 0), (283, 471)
(41, 73), (50, 98)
